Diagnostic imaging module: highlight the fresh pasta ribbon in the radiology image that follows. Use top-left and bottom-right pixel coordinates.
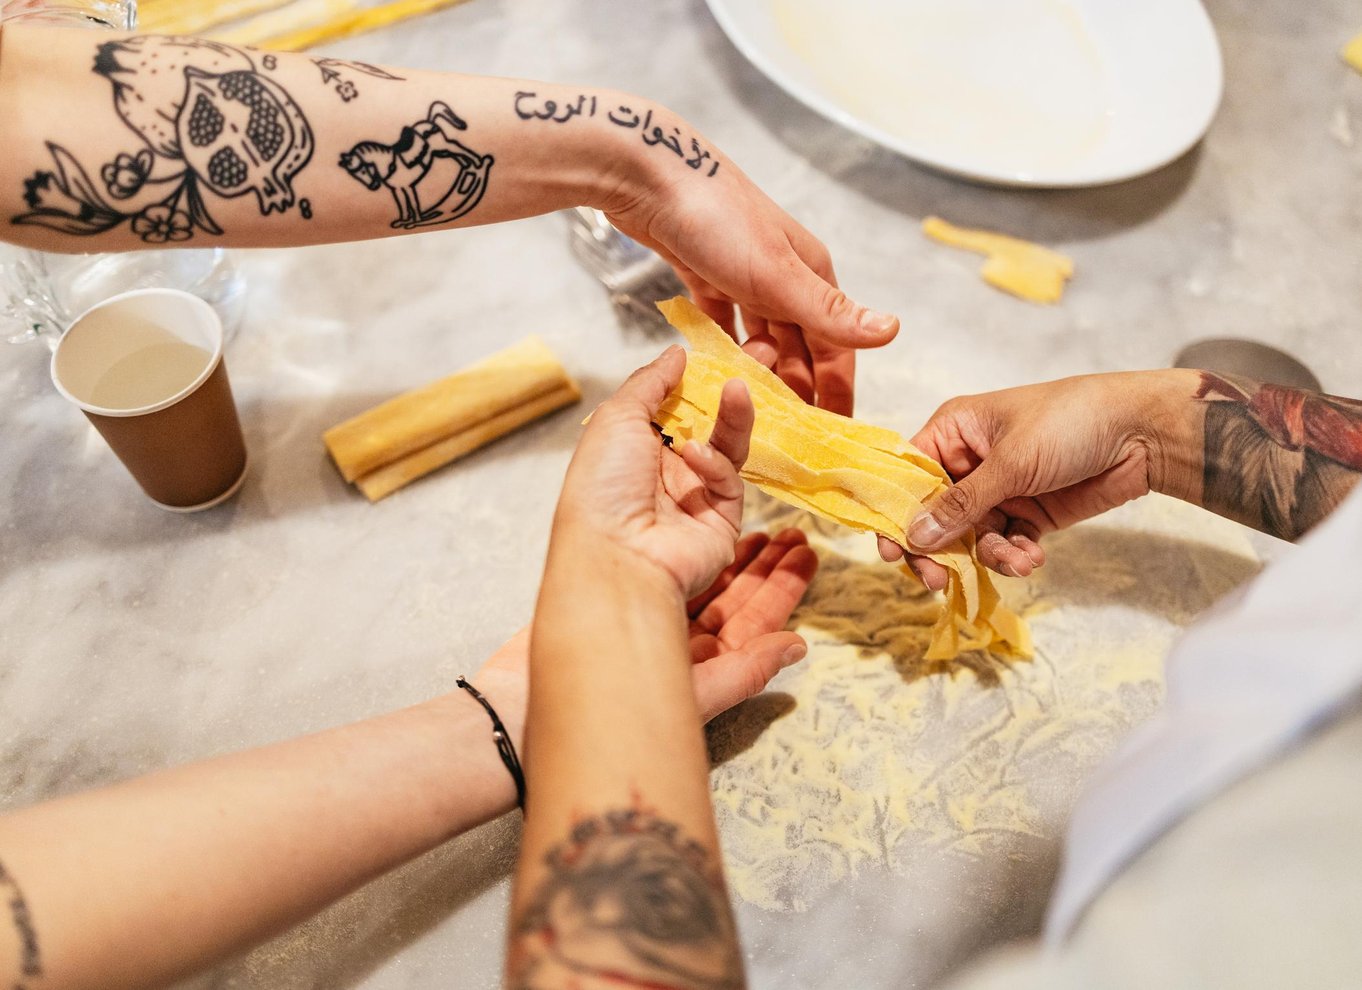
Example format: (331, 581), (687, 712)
(655, 297), (1031, 661)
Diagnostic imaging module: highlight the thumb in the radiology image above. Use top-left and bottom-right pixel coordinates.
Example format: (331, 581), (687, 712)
(785, 267), (899, 349)
(691, 632), (806, 722)
(608, 344), (686, 418)
(908, 455), (1019, 552)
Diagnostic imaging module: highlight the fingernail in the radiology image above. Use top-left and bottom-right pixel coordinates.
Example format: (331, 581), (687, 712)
(780, 642), (807, 666)
(859, 309), (898, 337)
(908, 512), (946, 549)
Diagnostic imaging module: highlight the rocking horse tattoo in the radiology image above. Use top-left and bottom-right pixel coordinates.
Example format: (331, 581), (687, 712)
(338, 101), (494, 229)
(11, 35), (314, 243)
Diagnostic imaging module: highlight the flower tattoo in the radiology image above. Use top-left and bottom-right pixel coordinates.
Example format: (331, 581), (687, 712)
(131, 204), (193, 243)
(11, 35), (314, 242)
(100, 150), (153, 199)
(16, 146), (124, 236)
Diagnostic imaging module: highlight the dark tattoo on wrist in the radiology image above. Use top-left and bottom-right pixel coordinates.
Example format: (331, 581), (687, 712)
(513, 91), (721, 177)
(1198, 371), (1362, 540)
(1, 859), (41, 988)
(312, 56), (404, 102)
(12, 35), (314, 242)
(510, 807), (743, 990)
(339, 101), (493, 229)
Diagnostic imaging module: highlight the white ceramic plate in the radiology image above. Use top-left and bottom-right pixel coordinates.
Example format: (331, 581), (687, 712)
(705, 0), (1223, 187)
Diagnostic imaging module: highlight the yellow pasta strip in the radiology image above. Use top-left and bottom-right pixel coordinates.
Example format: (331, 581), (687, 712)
(655, 297), (1030, 661)
(257, 0), (472, 50)
(135, 0), (295, 35)
(923, 215), (1074, 305)
(206, 0), (353, 46)
(1344, 31), (1362, 75)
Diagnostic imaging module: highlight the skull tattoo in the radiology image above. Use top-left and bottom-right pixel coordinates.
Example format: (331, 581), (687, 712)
(177, 67), (314, 215)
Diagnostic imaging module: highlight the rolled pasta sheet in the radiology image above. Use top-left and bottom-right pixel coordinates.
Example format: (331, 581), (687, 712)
(324, 336), (579, 500)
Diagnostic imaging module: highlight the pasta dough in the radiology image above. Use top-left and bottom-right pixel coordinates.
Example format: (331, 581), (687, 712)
(922, 215), (1074, 304)
(1345, 32), (1362, 75)
(654, 297), (1030, 661)
(324, 336), (579, 501)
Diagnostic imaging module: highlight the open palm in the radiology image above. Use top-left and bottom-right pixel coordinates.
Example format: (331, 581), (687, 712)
(560, 346), (755, 599)
(481, 529), (817, 723)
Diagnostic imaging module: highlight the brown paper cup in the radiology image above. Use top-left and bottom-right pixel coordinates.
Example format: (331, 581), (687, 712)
(51, 288), (248, 512)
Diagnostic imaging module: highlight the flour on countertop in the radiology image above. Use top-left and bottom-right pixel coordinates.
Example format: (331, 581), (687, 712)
(709, 494), (1261, 913)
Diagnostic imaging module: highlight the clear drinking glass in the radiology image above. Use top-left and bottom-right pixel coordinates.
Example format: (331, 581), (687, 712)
(0, 0), (248, 349)
(0, 0), (135, 28)
(1, 248), (247, 346)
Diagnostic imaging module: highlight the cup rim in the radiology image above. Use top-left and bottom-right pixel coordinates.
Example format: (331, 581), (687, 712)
(50, 287), (225, 419)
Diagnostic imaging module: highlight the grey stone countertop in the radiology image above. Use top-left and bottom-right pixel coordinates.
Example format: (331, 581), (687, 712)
(2, 1), (1359, 987)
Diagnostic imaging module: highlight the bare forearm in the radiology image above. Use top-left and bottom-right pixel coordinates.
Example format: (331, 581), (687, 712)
(1149, 369), (1362, 540)
(509, 535), (743, 989)
(0, 675), (522, 990)
(0, 26), (715, 252)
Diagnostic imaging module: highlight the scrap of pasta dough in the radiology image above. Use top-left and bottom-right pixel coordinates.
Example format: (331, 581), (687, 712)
(655, 297), (1031, 661)
(1345, 32), (1362, 74)
(923, 215), (1074, 304)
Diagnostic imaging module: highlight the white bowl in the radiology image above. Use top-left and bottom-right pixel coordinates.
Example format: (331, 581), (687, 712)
(705, 0), (1224, 188)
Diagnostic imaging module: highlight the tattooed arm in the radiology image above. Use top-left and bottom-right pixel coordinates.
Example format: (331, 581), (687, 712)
(876, 369), (1362, 587)
(509, 348), (769, 988)
(0, 657), (528, 990)
(0, 25), (899, 412)
(1191, 372), (1362, 539)
(0, 27), (660, 247)
(0, 534), (812, 990)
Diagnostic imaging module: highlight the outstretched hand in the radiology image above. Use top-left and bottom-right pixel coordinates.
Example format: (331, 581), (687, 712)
(606, 154), (899, 416)
(880, 374), (1178, 589)
(555, 345), (757, 600)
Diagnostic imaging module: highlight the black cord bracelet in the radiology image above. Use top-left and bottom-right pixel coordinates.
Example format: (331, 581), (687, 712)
(456, 676), (526, 811)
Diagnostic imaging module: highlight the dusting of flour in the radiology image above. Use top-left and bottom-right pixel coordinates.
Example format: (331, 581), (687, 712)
(708, 494), (1262, 913)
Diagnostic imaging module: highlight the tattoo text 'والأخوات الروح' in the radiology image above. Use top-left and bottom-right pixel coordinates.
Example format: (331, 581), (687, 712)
(338, 101), (493, 230)
(1197, 371), (1362, 541)
(12, 35), (316, 244)
(513, 90), (721, 178)
(1, 858), (42, 990)
(509, 807), (744, 990)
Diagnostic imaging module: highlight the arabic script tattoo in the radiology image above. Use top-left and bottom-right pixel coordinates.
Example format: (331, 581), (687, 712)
(12, 35), (315, 242)
(1198, 372), (1362, 540)
(1, 859), (41, 989)
(338, 101), (493, 229)
(513, 90), (721, 177)
(510, 808), (744, 990)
